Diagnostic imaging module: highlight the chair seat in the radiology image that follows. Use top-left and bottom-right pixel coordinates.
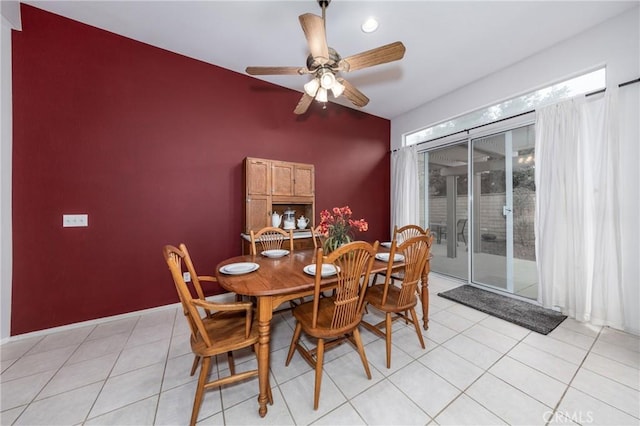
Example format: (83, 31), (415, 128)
(389, 271), (405, 280)
(191, 312), (259, 357)
(365, 284), (418, 313)
(292, 297), (363, 339)
(374, 269), (405, 286)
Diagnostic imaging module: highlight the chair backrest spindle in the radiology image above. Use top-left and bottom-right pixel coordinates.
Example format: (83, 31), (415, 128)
(311, 241), (379, 330)
(250, 226), (294, 255)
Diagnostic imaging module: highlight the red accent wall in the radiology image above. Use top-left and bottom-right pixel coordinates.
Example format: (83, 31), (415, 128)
(11, 5), (390, 335)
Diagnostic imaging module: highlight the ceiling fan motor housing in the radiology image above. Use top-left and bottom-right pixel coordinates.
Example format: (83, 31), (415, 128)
(306, 47), (341, 71)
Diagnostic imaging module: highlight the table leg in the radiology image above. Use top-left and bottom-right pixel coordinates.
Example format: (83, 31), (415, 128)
(257, 296), (273, 417)
(421, 259), (430, 330)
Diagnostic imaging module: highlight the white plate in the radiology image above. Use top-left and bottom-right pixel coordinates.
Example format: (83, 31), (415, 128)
(375, 253), (405, 262)
(303, 264), (340, 277)
(380, 242), (393, 248)
(261, 249), (289, 258)
(220, 262), (260, 275)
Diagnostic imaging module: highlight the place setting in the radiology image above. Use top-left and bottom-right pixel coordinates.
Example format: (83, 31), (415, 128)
(375, 252), (404, 262)
(260, 249), (290, 258)
(303, 263), (340, 277)
(219, 262), (260, 275)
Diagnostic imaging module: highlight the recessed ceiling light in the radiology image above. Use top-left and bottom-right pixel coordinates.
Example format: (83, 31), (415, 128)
(361, 17), (379, 33)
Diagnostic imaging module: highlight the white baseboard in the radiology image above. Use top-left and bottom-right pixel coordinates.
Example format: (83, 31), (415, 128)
(0, 293), (237, 345)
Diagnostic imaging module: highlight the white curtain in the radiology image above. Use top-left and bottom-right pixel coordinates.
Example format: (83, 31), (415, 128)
(535, 89), (624, 328)
(391, 145), (419, 235)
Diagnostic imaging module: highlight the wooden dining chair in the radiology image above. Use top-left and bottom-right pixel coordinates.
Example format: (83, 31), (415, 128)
(178, 243), (216, 373)
(285, 240), (379, 410)
(311, 225), (324, 249)
(249, 226), (294, 255)
(361, 235), (431, 368)
(374, 224), (429, 285)
(163, 244), (271, 426)
(310, 225), (337, 299)
(251, 226), (301, 308)
(395, 224), (429, 244)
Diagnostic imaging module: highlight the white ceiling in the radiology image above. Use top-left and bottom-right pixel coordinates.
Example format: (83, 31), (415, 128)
(24, 0), (638, 119)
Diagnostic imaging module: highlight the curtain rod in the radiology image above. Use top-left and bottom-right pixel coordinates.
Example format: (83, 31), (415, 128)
(393, 76), (640, 153)
(584, 77), (640, 97)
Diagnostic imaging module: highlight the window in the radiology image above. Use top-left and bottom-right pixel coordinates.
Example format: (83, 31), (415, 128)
(405, 68), (606, 146)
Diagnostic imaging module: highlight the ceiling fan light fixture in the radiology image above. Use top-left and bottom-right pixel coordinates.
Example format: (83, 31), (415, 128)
(304, 78), (320, 96)
(361, 17), (379, 33)
(319, 70), (336, 89)
(331, 79), (345, 98)
(316, 87), (328, 103)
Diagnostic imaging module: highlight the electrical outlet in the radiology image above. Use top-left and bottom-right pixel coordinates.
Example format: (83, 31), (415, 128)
(183, 272), (191, 282)
(62, 214), (88, 227)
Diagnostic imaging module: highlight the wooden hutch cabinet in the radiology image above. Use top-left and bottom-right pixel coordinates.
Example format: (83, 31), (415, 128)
(243, 157), (316, 253)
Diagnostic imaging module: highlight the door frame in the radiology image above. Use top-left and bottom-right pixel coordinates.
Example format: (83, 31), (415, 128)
(420, 114), (536, 297)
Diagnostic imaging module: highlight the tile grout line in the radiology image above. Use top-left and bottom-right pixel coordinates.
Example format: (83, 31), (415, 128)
(544, 326), (604, 426)
(152, 307), (179, 425)
(424, 316), (534, 425)
(80, 314), (143, 425)
(12, 324), (99, 424)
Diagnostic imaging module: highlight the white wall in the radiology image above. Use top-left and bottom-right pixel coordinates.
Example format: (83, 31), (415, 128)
(391, 7), (640, 334)
(392, 8), (639, 147)
(1, 14), (15, 341)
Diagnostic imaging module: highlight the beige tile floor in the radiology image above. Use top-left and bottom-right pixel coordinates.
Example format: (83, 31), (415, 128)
(1, 275), (638, 425)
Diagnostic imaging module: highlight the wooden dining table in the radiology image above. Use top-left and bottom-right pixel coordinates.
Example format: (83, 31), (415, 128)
(215, 246), (431, 417)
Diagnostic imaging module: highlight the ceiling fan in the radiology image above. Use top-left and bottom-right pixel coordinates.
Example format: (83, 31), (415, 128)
(245, 0), (406, 115)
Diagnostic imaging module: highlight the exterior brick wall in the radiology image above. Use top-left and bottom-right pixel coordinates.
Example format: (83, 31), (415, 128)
(427, 190), (536, 260)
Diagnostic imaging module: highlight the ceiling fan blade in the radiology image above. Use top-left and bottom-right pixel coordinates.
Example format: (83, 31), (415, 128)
(339, 78), (369, 107)
(340, 41), (406, 72)
(299, 13), (329, 64)
(245, 66), (306, 76)
(294, 93), (314, 115)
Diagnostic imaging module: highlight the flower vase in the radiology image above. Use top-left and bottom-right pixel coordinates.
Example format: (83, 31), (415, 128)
(323, 234), (351, 254)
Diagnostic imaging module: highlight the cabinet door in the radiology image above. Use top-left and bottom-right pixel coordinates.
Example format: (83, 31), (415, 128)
(294, 164), (314, 197)
(246, 195), (270, 233)
(272, 162), (294, 196)
(247, 159), (271, 195)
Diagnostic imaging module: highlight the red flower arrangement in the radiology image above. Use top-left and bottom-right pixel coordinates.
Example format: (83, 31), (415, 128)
(318, 206), (368, 252)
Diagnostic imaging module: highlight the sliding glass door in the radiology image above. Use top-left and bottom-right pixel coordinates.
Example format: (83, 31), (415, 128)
(418, 142), (469, 281)
(419, 124), (538, 299)
(470, 125), (537, 298)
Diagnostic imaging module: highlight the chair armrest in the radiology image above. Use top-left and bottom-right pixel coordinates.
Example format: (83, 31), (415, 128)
(190, 298), (252, 313)
(190, 299), (254, 338)
(197, 275), (218, 283)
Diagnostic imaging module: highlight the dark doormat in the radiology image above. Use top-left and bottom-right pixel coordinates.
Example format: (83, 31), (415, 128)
(437, 285), (567, 335)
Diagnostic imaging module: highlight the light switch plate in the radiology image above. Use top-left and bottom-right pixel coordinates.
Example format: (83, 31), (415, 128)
(63, 214), (88, 227)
